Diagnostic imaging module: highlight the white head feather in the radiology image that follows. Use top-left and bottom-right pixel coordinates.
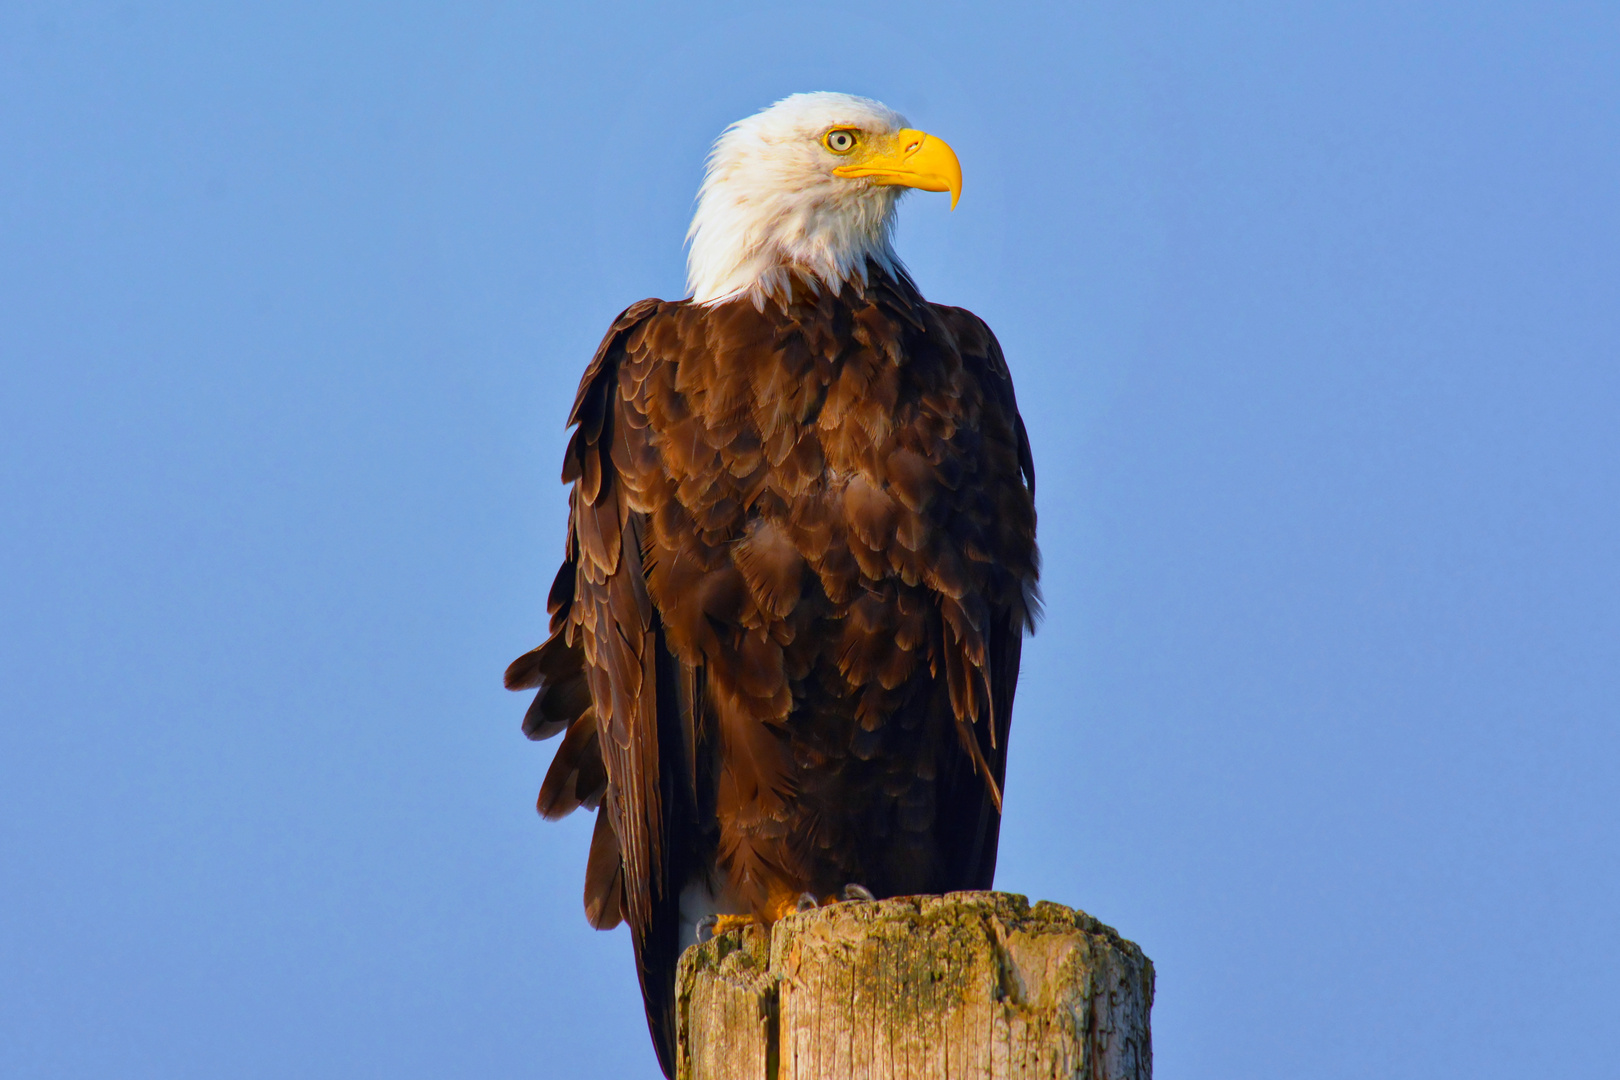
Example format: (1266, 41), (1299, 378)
(686, 92), (912, 307)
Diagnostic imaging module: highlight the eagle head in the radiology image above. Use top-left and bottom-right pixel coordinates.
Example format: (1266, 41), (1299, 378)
(686, 92), (963, 307)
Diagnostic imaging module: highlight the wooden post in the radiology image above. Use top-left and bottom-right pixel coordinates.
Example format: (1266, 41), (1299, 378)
(676, 891), (1154, 1080)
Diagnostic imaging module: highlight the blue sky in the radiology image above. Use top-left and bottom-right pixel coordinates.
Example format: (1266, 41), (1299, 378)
(3, 2), (1617, 1077)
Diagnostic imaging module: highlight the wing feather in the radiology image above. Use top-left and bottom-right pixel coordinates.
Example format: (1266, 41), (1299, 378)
(926, 302), (1038, 886)
(510, 299), (691, 1078)
(566, 302), (690, 1079)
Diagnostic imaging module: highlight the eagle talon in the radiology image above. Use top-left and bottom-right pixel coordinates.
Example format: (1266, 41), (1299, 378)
(704, 913), (758, 939)
(841, 883), (876, 903)
(796, 891), (820, 912)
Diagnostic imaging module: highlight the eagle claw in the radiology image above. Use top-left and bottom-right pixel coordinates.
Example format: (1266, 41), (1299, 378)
(796, 892), (820, 912)
(700, 913), (759, 940)
(841, 883), (876, 903)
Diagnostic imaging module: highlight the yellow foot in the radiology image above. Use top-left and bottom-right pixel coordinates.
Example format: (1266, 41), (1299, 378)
(764, 886), (876, 922)
(766, 892), (821, 920)
(696, 913), (758, 942)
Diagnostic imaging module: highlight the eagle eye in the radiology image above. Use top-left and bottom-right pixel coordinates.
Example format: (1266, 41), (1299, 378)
(824, 129), (858, 154)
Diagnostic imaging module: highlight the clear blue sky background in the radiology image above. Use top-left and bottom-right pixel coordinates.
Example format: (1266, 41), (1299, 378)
(3, 2), (1616, 1077)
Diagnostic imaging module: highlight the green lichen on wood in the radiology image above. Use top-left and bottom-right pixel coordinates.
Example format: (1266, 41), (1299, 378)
(677, 891), (1154, 1080)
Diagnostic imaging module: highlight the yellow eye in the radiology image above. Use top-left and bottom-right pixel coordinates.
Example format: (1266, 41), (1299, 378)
(824, 129), (858, 154)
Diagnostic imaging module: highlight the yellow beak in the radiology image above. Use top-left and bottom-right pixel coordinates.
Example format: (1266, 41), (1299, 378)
(833, 129), (963, 210)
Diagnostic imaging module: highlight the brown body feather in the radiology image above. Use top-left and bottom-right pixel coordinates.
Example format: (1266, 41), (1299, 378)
(505, 263), (1038, 1077)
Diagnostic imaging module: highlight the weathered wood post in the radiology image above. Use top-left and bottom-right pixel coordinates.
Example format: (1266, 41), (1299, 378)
(676, 891), (1154, 1080)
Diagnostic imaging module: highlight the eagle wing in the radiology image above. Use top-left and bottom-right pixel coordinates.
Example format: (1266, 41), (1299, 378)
(504, 298), (690, 1077)
(928, 302), (1038, 889)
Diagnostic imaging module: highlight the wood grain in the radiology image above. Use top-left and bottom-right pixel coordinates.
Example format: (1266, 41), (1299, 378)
(676, 892), (1153, 1080)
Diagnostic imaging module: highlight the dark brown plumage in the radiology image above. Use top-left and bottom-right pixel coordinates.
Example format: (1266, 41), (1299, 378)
(506, 262), (1037, 1075)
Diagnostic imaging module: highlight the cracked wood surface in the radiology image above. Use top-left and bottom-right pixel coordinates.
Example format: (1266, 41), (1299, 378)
(675, 891), (1154, 1080)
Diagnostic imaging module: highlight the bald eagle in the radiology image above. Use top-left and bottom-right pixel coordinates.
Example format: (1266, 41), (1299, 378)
(506, 92), (1038, 1076)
